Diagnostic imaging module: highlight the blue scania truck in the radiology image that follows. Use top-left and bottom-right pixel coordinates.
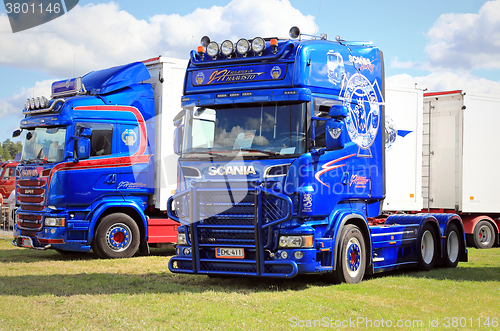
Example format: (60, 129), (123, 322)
(167, 27), (468, 283)
(12, 57), (187, 258)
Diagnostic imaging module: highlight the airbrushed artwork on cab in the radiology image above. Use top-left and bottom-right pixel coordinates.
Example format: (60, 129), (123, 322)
(326, 51), (383, 156)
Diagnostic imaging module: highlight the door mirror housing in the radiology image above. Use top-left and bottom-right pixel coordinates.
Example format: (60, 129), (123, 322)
(79, 127), (92, 138)
(325, 119), (345, 150)
(76, 137), (91, 161)
(173, 125), (184, 155)
(329, 105), (347, 119)
(12, 129), (22, 138)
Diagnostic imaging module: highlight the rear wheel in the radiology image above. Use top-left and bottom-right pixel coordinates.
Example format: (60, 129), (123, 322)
(93, 213), (140, 259)
(443, 223), (460, 268)
(326, 225), (366, 284)
(472, 220), (495, 249)
(417, 223), (437, 271)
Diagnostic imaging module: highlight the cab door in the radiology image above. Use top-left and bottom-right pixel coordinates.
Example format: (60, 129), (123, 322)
(68, 122), (117, 207)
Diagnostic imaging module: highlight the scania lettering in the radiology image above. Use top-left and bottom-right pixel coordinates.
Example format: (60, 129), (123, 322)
(12, 57), (187, 258)
(167, 27), (468, 283)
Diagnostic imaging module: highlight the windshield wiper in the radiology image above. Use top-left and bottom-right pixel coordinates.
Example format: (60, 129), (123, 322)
(239, 148), (279, 156)
(183, 150), (226, 158)
(22, 158), (49, 164)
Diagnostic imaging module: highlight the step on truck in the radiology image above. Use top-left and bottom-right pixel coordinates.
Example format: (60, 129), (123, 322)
(12, 57), (187, 258)
(167, 27), (468, 283)
(385, 88), (500, 249)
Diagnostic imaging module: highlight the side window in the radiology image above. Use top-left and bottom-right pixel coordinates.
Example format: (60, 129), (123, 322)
(75, 123), (114, 157)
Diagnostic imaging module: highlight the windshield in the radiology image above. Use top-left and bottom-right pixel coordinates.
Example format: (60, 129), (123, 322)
(21, 127), (67, 164)
(182, 103), (307, 158)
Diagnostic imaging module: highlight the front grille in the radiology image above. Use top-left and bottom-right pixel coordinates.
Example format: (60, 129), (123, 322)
(17, 176), (47, 231)
(17, 214), (43, 230)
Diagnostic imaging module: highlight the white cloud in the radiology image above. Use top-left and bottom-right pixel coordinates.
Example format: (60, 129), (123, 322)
(387, 72), (500, 95)
(0, 0), (316, 78)
(425, 0), (500, 70)
(0, 80), (53, 139)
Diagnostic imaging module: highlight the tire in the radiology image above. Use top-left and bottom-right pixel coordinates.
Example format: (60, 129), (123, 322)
(326, 225), (366, 284)
(472, 220), (495, 249)
(93, 213), (140, 259)
(443, 223), (460, 268)
(417, 223), (437, 271)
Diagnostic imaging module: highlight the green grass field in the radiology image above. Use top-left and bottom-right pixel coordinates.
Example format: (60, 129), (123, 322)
(0, 239), (498, 330)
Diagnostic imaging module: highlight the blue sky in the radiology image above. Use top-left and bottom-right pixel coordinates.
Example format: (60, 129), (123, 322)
(0, 0), (499, 143)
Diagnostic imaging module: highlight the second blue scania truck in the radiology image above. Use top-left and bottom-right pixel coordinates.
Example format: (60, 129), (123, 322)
(167, 27), (468, 283)
(12, 57), (187, 258)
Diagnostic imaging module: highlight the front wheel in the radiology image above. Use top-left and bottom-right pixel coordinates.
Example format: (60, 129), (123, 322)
(472, 220), (495, 249)
(93, 213), (140, 259)
(326, 225), (366, 284)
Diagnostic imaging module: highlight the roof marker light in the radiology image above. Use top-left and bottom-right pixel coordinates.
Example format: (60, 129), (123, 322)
(252, 37), (266, 55)
(221, 40), (234, 58)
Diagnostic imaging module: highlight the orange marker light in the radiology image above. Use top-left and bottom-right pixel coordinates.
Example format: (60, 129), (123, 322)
(197, 46), (206, 54)
(270, 39), (278, 47)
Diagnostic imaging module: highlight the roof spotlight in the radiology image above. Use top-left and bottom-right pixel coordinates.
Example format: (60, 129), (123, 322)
(289, 26), (300, 39)
(200, 36), (211, 47)
(236, 38), (250, 56)
(30, 98), (36, 110)
(207, 42), (219, 58)
(40, 96), (49, 108)
(221, 40), (234, 57)
(251, 37), (266, 54)
(35, 97), (41, 109)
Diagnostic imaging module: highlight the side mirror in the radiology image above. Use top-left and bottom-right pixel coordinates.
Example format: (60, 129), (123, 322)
(76, 137), (91, 160)
(329, 105), (347, 119)
(173, 109), (186, 127)
(79, 127), (92, 138)
(173, 125), (184, 155)
(325, 119), (345, 150)
(12, 129), (22, 138)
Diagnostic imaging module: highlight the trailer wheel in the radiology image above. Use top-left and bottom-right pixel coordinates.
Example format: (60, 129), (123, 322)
(443, 223), (460, 268)
(472, 220), (495, 249)
(418, 224), (437, 271)
(327, 225), (366, 284)
(93, 213), (140, 259)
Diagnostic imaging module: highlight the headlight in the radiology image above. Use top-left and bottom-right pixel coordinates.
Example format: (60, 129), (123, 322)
(252, 37), (266, 53)
(236, 38), (250, 55)
(279, 235), (314, 248)
(207, 41), (219, 58)
(221, 40), (234, 57)
(44, 217), (66, 227)
(177, 233), (187, 245)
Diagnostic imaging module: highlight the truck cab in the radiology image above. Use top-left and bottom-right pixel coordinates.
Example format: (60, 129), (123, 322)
(12, 57), (186, 257)
(167, 28), (467, 283)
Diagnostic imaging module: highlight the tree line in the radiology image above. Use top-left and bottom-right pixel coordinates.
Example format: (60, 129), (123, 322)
(0, 139), (23, 162)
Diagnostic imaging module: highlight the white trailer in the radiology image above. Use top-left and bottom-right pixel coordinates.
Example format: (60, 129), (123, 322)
(384, 88), (500, 248)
